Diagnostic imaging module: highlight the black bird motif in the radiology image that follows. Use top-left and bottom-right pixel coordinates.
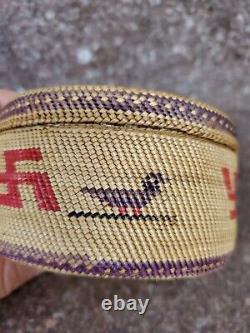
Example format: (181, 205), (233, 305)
(81, 172), (168, 216)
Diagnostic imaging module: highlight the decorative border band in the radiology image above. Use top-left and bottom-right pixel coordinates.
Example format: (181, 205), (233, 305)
(0, 241), (230, 279)
(1, 86), (236, 137)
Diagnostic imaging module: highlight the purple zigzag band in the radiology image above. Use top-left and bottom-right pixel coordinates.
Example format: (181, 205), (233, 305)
(0, 241), (230, 279)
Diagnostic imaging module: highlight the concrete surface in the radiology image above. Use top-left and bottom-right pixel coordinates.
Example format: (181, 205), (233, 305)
(0, 0), (249, 332)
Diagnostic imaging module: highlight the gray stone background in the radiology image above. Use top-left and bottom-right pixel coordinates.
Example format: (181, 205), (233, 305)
(0, 0), (249, 332)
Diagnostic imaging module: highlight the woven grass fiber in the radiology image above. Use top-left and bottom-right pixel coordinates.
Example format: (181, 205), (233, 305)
(0, 85), (238, 279)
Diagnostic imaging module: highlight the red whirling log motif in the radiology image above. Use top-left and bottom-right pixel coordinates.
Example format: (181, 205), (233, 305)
(222, 167), (237, 220)
(0, 148), (60, 211)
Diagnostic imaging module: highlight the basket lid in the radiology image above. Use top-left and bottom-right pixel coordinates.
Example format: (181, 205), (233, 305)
(0, 85), (237, 150)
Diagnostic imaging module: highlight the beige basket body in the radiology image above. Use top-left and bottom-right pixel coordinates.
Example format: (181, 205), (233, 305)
(0, 86), (238, 279)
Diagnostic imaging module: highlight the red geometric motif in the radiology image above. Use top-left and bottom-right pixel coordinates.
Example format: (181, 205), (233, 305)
(222, 167), (237, 220)
(0, 148), (60, 211)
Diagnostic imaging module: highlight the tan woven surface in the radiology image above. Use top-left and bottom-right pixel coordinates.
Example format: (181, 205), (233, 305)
(0, 85), (238, 279)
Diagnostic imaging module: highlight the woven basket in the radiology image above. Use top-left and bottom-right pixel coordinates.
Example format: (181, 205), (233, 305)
(0, 85), (238, 279)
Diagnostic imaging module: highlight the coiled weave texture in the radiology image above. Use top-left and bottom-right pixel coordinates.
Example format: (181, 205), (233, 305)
(0, 85), (238, 279)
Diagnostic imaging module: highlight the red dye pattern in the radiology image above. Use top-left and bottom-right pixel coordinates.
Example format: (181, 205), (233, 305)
(222, 167), (237, 220)
(133, 208), (141, 216)
(118, 207), (127, 215)
(118, 207), (141, 216)
(0, 148), (60, 211)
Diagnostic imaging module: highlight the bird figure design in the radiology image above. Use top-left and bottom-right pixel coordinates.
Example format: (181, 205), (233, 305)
(81, 172), (167, 216)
